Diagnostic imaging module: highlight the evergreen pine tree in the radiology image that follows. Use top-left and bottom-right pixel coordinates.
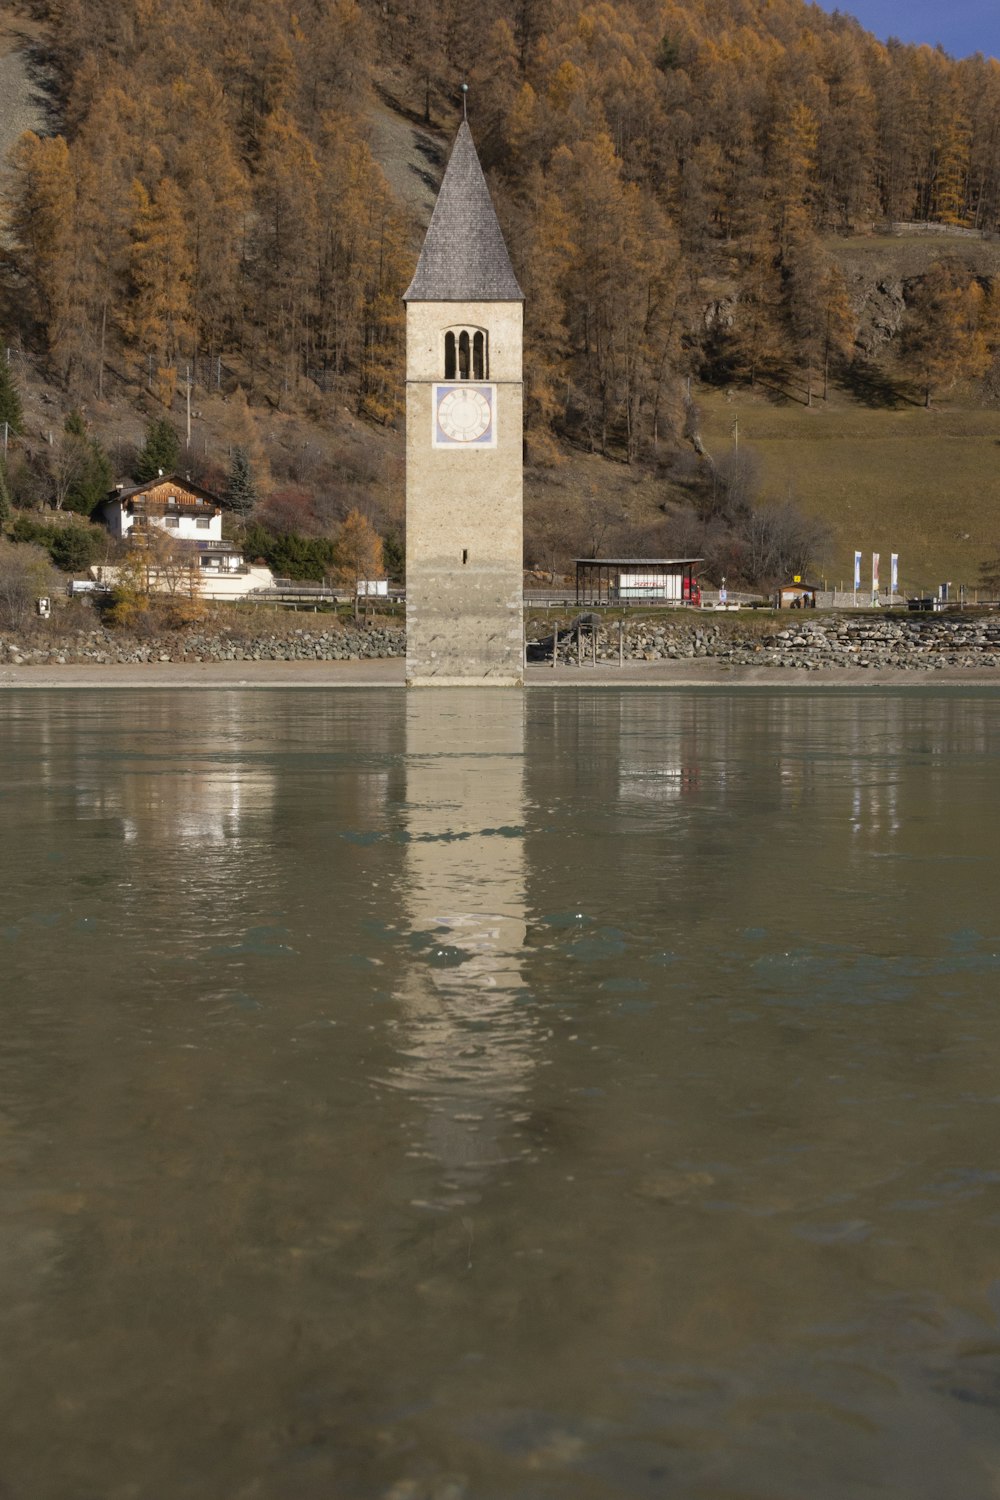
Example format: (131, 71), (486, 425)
(223, 446), (258, 518)
(134, 418), (181, 482)
(382, 530), (404, 583)
(50, 411), (114, 515)
(81, 439), (112, 515)
(0, 357), (24, 437)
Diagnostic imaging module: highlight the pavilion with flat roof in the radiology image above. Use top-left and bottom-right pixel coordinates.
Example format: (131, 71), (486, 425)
(575, 558), (702, 606)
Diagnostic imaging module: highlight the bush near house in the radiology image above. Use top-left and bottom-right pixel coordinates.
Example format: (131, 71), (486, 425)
(0, 539), (60, 629)
(242, 523), (337, 582)
(11, 515), (108, 571)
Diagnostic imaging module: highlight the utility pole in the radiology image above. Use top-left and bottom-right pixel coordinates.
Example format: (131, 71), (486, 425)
(732, 414), (739, 453)
(98, 303), (107, 401)
(185, 364), (192, 449)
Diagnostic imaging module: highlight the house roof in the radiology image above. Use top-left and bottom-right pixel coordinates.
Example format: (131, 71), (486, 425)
(575, 558), (703, 568)
(105, 474), (222, 507)
(403, 122), (523, 303)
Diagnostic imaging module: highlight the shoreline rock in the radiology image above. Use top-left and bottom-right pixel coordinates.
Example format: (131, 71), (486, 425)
(0, 624), (406, 666)
(5, 614), (1000, 674)
(530, 614), (1000, 672)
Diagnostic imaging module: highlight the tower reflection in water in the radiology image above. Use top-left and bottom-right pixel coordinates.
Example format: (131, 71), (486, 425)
(387, 691), (537, 1207)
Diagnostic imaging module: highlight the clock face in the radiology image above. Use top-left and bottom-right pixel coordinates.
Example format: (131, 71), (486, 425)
(433, 384), (496, 447)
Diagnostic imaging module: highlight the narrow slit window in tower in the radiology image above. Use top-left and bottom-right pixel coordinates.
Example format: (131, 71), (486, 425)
(473, 331), (485, 380)
(458, 330), (471, 379)
(462, 548), (469, 565)
(444, 331), (456, 380)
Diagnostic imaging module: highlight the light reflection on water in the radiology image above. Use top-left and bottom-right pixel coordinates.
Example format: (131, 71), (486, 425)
(1, 688), (1000, 1498)
(387, 694), (537, 1206)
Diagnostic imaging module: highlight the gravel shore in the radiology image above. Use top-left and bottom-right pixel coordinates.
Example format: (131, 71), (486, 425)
(4, 658), (1000, 690)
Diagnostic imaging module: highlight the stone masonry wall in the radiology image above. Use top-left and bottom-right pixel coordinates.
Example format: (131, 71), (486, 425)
(538, 613), (1000, 670)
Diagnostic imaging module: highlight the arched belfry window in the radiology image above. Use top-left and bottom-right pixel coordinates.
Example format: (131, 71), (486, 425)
(443, 326), (488, 380)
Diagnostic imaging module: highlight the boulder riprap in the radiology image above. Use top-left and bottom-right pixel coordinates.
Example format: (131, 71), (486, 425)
(0, 624), (406, 666)
(5, 614), (1000, 672)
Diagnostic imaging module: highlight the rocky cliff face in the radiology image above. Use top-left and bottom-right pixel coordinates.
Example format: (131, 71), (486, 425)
(835, 234), (1000, 361)
(700, 239), (1000, 365)
(851, 277), (909, 359)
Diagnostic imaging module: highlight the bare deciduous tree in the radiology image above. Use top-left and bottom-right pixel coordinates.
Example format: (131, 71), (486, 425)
(0, 540), (59, 631)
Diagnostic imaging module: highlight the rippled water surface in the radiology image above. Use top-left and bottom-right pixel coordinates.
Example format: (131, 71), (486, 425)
(3, 687), (1000, 1499)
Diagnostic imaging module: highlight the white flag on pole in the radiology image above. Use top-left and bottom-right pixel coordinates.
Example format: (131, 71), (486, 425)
(854, 550), (862, 590)
(890, 552), (899, 593)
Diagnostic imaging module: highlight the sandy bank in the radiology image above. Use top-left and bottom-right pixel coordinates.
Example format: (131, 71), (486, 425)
(0, 658), (405, 689)
(4, 658), (1000, 689)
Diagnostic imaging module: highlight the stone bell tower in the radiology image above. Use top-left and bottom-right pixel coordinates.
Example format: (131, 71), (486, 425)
(403, 120), (524, 686)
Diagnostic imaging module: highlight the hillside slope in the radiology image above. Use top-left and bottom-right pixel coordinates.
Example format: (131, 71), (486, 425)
(4, 1), (1000, 595)
(698, 388), (1000, 594)
(0, 12), (47, 218)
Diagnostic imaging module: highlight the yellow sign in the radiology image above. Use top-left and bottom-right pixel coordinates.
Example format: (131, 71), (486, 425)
(793, 575), (801, 583)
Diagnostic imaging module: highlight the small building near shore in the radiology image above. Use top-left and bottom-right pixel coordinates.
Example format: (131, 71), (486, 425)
(94, 474), (273, 600)
(91, 550), (275, 602)
(98, 475), (224, 543)
(777, 579), (820, 608)
(576, 558), (702, 607)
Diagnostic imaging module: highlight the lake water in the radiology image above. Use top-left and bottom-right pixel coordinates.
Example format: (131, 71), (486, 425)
(3, 687), (1000, 1499)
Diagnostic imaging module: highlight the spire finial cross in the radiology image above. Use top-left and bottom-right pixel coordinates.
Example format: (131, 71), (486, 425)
(461, 81), (468, 120)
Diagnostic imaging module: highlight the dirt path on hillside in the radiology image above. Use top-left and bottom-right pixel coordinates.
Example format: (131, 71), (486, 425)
(0, 12), (49, 169)
(367, 92), (444, 226)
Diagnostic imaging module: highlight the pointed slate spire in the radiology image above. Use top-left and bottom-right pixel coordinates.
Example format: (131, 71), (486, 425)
(403, 121), (523, 303)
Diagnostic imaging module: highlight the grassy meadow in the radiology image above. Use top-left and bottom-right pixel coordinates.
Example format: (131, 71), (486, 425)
(698, 385), (1000, 596)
